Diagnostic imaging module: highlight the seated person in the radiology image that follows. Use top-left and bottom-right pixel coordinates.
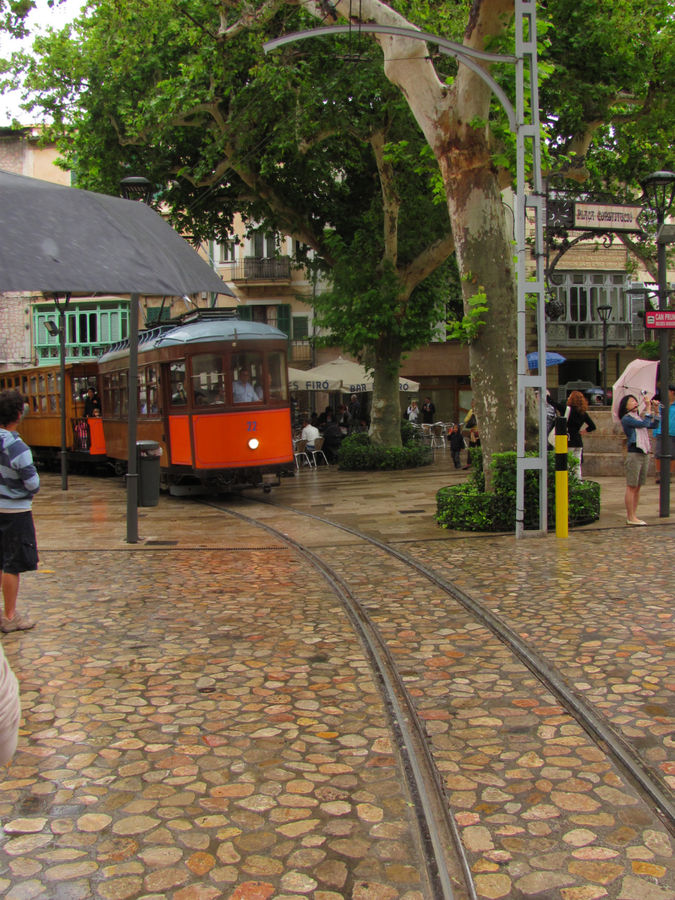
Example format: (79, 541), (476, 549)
(232, 367), (259, 403)
(321, 413), (344, 463)
(301, 418), (320, 451)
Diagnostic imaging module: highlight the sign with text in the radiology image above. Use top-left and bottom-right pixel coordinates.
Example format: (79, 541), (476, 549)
(645, 310), (675, 329)
(574, 203), (642, 232)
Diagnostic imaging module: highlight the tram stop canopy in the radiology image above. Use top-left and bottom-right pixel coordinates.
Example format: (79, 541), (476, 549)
(0, 169), (233, 297)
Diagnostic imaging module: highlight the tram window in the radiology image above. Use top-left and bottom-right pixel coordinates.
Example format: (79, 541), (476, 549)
(138, 367), (147, 415)
(109, 372), (121, 416)
(191, 353), (224, 406)
(169, 361), (187, 407)
(267, 351), (288, 402)
(139, 365), (159, 415)
(232, 354), (263, 403)
(120, 371), (128, 416)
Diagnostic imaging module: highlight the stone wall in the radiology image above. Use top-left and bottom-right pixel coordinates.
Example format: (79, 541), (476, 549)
(0, 292), (36, 369)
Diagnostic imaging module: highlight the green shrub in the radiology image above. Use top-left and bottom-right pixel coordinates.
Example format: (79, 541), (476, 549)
(337, 428), (433, 471)
(436, 450), (600, 531)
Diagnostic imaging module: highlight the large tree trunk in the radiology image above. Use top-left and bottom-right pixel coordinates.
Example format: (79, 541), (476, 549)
(328, 0), (518, 484)
(369, 334), (404, 447)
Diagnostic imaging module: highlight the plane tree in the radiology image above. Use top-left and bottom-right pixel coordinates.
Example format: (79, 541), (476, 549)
(5, 0), (674, 469)
(5, 0), (460, 447)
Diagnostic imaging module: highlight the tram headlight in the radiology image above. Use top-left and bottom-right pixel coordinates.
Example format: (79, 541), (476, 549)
(248, 437), (260, 450)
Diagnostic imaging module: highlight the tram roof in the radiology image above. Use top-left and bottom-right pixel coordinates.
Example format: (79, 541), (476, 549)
(98, 309), (288, 362)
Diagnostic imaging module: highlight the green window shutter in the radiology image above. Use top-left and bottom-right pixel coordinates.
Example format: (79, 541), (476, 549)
(237, 305), (253, 321)
(276, 304), (291, 338)
(293, 316), (309, 339)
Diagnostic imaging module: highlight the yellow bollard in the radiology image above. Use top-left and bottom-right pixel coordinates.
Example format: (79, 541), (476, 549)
(554, 416), (568, 538)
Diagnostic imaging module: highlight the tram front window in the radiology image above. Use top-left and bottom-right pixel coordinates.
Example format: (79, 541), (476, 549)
(268, 351), (288, 402)
(169, 361), (187, 407)
(191, 353), (224, 406)
(232, 355), (263, 403)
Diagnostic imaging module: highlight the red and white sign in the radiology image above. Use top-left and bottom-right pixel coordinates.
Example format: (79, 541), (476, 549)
(645, 310), (675, 329)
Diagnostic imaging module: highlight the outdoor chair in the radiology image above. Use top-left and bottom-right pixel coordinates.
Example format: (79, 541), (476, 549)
(310, 436), (329, 467)
(294, 439), (314, 469)
(430, 422), (446, 449)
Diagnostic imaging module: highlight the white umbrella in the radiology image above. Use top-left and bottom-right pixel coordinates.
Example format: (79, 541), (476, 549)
(611, 358), (659, 422)
(296, 357), (419, 393)
(287, 366), (341, 392)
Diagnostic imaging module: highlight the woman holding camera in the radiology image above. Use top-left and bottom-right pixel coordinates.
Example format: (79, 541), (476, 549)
(618, 393), (660, 525)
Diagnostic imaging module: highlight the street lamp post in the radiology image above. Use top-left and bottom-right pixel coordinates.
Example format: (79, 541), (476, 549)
(45, 293), (71, 491)
(597, 305), (612, 405)
(119, 176), (153, 543)
(642, 170), (675, 518)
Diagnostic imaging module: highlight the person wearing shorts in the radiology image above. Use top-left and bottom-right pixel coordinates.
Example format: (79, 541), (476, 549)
(618, 393), (660, 526)
(0, 390), (39, 632)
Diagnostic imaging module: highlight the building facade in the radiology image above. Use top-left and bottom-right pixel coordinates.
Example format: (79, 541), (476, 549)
(1, 127), (672, 426)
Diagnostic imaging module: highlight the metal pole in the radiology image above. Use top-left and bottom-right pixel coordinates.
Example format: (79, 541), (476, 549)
(656, 232), (670, 517)
(59, 305), (67, 491)
(602, 319), (608, 404)
(126, 292), (140, 543)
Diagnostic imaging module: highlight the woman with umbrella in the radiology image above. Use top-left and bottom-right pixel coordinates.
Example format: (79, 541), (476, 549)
(617, 393), (660, 525)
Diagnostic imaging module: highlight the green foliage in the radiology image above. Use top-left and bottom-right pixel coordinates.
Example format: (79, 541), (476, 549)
(446, 289), (488, 344)
(337, 428), (433, 471)
(436, 451), (600, 532)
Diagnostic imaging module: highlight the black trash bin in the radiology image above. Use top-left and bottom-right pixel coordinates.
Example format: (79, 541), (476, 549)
(136, 440), (162, 507)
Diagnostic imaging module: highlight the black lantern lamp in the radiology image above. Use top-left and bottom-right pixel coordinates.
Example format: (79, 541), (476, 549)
(597, 305), (612, 405)
(120, 176), (154, 205)
(641, 170), (675, 517)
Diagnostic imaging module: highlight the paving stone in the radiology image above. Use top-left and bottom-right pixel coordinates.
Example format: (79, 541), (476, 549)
(0, 468), (671, 900)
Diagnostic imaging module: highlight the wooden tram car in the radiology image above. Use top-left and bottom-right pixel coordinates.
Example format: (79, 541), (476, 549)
(0, 362), (105, 468)
(1, 310), (295, 493)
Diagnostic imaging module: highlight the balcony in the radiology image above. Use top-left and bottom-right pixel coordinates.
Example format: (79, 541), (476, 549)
(219, 257), (292, 284)
(546, 321), (642, 347)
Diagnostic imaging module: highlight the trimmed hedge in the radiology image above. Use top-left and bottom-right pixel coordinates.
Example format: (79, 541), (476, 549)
(436, 450), (600, 532)
(337, 424), (434, 471)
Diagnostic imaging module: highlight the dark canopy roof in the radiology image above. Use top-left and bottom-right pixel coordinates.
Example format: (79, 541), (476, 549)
(0, 170), (233, 297)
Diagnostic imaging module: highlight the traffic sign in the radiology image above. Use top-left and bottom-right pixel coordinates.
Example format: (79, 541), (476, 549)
(645, 311), (675, 329)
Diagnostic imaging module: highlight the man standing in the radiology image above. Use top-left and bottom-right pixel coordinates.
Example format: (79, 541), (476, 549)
(0, 390), (39, 633)
(421, 397), (436, 424)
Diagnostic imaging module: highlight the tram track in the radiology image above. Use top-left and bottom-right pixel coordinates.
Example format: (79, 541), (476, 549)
(200, 492), (674, 898)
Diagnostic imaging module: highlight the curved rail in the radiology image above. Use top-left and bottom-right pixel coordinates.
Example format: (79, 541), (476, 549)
(227, 495), (675, 837)
(202, 498), (477, 900)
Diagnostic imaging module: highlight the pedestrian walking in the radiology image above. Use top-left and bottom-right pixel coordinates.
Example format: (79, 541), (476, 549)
(448, 423), (465, 468)
(0, 389), (40, 632)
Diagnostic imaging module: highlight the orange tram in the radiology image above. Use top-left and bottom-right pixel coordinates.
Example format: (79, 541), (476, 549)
(0, 309), (295, 494)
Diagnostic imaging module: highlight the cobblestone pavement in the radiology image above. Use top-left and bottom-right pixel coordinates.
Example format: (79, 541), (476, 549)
(0, 461), (672, 900)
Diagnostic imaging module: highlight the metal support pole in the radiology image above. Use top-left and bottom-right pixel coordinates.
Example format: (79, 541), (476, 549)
(59, 308), (67, 491)
(126, 293), (140, 543)
(656, 235), (671, 517)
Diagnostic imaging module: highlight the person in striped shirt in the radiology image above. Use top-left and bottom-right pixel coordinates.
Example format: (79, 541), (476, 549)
(0, 390), (39, 633)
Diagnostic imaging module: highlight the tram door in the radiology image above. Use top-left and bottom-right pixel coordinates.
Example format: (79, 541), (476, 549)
(164, 360), (193, 466)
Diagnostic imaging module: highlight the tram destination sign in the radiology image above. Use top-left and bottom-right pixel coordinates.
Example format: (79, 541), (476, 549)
(574, 202), (642, 233)
(645, 310), (675, 329)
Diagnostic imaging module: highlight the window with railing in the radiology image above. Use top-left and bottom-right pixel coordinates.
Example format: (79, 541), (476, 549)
(547, 272), (636, 345)
(34, 301), (129, 363)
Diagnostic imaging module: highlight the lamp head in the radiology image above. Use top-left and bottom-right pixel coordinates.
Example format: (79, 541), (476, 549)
(120, 176), (154, 205)
(641, 170), (675, 220)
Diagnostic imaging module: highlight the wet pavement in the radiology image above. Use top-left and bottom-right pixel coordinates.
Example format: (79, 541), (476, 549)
(0, 457), (673, 900)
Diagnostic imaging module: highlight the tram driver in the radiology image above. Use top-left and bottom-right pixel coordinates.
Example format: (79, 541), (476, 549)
(233, 367), (262, 403)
